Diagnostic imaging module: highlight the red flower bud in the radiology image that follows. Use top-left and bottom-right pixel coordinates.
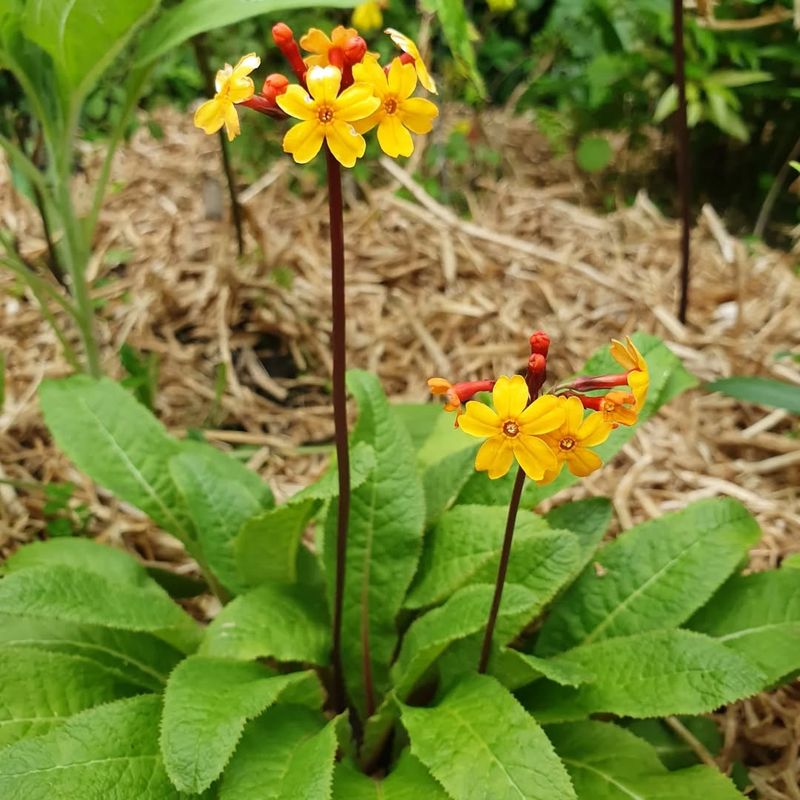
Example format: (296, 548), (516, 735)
(344, 36), (367, 65)
(262, 73), (289, 103)
(527, 353), (547, 397)
(529, 330), (550, 357)
(271, 22), (293, 45)
(272, 23), (307, 83)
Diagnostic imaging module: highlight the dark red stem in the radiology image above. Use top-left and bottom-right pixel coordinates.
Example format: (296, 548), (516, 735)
(326, 146), (353, 715)
(478, 465), (526, 673)
(672, 0), (691, 324)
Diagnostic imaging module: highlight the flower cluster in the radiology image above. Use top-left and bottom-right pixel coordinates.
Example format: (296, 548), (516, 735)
(193, 23), (438, 168)
(428, 332), (650, 483)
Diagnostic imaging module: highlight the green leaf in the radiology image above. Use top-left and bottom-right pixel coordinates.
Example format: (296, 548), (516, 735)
(536, 498), (760, 655)
(0, 565), (200, 653)
(0, 695), (190, 799)
(23, 0), (158, 99)
(707, 69), (772, 88)
(689, 569), (800, 684)
(220, 706), (337, 800)
(625, 717), (722, 771)
(523, 629), (766, 722)
(406, 504), (554, 608)
(2, 537), (149, 586)
(422, 444), (479, 527)
(0, 646), (138, 747)
(392, 583), (538, 699)
(0, 614), (182, 691)
(169, 448), (273, 593)
(401, 674), (576, 800)
(543, 497), (612, 574)
(160, 656), (320, 793)
(200, 582), (330, 664)
(324, 371), (425, 714)
(488, 647), (591, 691)
(333, 752), (449, 799)
(288, 441), (375, 505)
(39, 377), (193, 544)
(235, 502), (315, 587)
(393, 403), (441, 454)
(576, 136), (613, 173)
(654, 83), (678, 122)
(135, 0), (356, 66)
(547, 720), (743, 799)
(708, 376), (800, 414)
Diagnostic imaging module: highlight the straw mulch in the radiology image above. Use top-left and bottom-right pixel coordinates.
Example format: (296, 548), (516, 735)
(1, 106), (799, 796)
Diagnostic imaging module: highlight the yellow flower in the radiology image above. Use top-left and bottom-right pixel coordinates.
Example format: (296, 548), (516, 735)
(352, 1), (383, 32)
(194, 53), (260, 142)
(610, 336), (649, 411)
(276, 65), (381, 168)
(427, 378), (460, 412)
(458, 375), (564, 480)
(352, 57), (438, 157)
(539, 397), (613, 483)
(597, 390), (638, 427)
(300, 25), (358, 68)
(384, 28), (437, 94)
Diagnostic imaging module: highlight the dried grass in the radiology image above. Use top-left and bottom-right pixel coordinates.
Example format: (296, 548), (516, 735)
(1, 105), (799, 795)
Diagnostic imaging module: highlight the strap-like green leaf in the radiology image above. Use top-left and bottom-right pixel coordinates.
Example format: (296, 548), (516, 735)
(160, 656), (320, 793)
(689, 568), (800, 684)
(523, 629), (766, 722)
(547, 720), (744, 799)
(39, 377), (192, 543)
(0, 646), (138, 747)
(200, 582), (330, 665)
(220, 706), (338, 800)
(537, 498), (760, 655)
(401, 674), (576, 800)
(324, 370), (425, 715)
(0, 565), (200, 653)
(0, 695), (190, 799)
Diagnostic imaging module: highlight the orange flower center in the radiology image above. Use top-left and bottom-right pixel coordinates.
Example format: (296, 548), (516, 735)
(318, 106), (334, 124)
(384, 97), (398, 115)
(600, 399), (617, 414)
(502, 421), (520, 438)
(559, 436), (576, 451)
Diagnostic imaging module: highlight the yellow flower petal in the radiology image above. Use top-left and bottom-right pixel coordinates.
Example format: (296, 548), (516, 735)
(325, 119), (366, 168)
(537, 464), (564, 485)
(352, 1), (383, 32)
(194, 97), (227, 135)
(352, 109), (382, 134)
(276, 84), (316, 121)
(628, 369), (649, 411)
(352, 55), (389, 96)
(233, 53), (261, 74)
(566, 447), (603, 477)
(335, 83), (382, 122)
(513, 435), (558, 481)
(299, 28), (332, 55)
(222, 101), (241, 141)
(377, 114), (414, 157)
(459, 400), (502, 438)
(387, 58), (417, 99)
(475, 435), (514, 479)
(385, 27), (437, 94)
(577, 411), (613, 448)
(282, 119), (325, 164)
(562, 396), (584, 433)
(215, 64), (233, 94)
(518, 394), (565, 435)
(492, 375), (529, 420)
(398, 97), (438, 134)
(307, 65), (342, 105)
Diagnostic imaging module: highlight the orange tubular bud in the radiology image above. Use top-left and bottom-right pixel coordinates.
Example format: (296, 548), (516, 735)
(527, 353), (547, 396)
(344, 36), (367, 65)
(529, 330), (550, 357)
(262, 73), (289, 103)
(272, 23), (307, 83)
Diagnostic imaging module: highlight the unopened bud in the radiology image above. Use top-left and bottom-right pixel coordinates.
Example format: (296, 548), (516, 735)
(529, 331), (550, 357)
(271, 22), (294, 46)
(344, 36), (367, 65)
(527, 353), (547, 397)
(262, 73), (289, 103)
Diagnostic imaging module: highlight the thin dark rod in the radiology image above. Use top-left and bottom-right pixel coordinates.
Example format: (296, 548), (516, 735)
(478, 465), (526, 674)
(325, 146), (355, 715)
(672, 0), (692, 324)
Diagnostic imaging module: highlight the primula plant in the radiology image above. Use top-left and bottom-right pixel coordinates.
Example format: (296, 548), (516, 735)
(2, 14), (800, 800)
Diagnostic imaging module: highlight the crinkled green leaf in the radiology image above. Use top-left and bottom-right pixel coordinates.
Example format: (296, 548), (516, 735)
(422, 444), (479, 528)
(393, 403), (441, 454)
(288, 441), (375, 505)
(160, 656), (320, 793)
(689, 568), (800, 684)
(547, 720), (743, 799)
(488, 647), (591, 691)
(324, 371), (425, 714)
(220, 706), (337, 800)
(0, 614), (182, 691)
(235, 502), (315, 587)
(402, 674), (575, 800)
(169, 447), (273, 593)
(392, 583), (537, 700)
(0, 695), (191, 799)
(625, 717), (722, 771)
(0, 646), (138, 747)
(537, 498), (760, 655)
(0, 565), (200, 653)
(200, 582), (330, 665)
(2, 537), (149, 586)
(333, 752), (449, 799)
(39, 377), (192, 543)
(543, 497), (612, 573)
(523, 629), (766, 722)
